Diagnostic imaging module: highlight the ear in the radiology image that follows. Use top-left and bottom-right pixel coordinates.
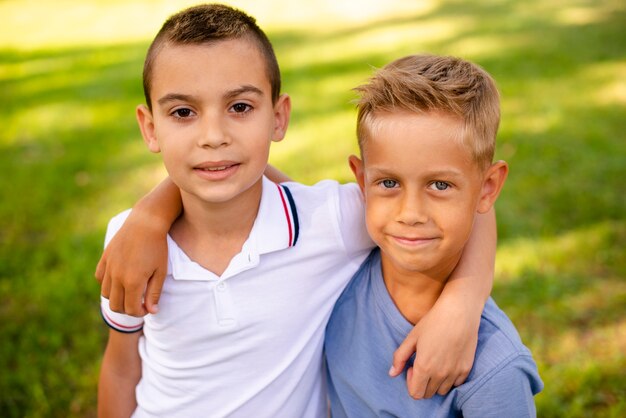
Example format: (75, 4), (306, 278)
(477, 160), (508, 214)
(136, 104), (160, 153)
(348, 155), (365, 195)
(272, 94), (291, 142)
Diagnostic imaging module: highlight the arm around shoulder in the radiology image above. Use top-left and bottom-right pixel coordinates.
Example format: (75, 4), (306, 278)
(390, 208), (497, 398)
(96, 177), (181, 316)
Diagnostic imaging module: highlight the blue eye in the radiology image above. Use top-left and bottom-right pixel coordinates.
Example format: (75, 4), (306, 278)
(381, 179), (398, 189)
(431, 181), (450, 191)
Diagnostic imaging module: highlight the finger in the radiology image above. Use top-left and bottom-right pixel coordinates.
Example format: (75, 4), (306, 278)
(453, 371), (469, 387)
(390, 329), (419, 377)
(101, 271), (112, 299)
(95, 254), (106, 283)
(144, 268), (166, 315)
(108, 279), (125, 314)
(407, 365), (429, 400)
(424, 375), (442, 399)
(124, 281), (148, 317)
(436, 375), (457, 396)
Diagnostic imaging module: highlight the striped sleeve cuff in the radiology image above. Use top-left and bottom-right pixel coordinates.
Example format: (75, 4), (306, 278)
(100, 295), (144, 333)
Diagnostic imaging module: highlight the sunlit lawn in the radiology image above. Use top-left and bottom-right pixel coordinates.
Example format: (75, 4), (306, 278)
(1, 0), (624, 416)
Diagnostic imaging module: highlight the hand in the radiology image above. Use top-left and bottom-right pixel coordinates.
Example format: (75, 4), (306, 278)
(389, 295), (480, 399)
(95, 214), (168, 316)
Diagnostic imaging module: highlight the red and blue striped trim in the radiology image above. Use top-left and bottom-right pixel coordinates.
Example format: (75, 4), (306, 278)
(101, 309), (144, 334)
(276, 183), (300, 247)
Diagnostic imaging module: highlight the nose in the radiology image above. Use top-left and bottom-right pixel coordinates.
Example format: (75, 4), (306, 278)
(198, 113), (231, 149)
(397, 193), (428, 226)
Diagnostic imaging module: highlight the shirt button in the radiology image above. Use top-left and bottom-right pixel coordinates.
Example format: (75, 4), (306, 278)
(217, 282), (226, 291)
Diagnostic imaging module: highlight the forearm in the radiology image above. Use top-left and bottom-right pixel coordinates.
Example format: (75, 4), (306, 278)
(441, 208), (496, 309)
(96, 177), (181, 315)
(131, 177), (182, 231)
(98, 332), (141, 417)
(98, 367), (138, 417)
(392, 209), (497, 397)
(264, 164), (292, 183)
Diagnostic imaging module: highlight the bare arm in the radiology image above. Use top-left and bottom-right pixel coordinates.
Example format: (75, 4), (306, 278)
(390, 208), (496, 398)
(264, 164), (292, 183)
(98, 330), (142, 417)
(96, 177), (181, 316)
(95, 165), (287, 316)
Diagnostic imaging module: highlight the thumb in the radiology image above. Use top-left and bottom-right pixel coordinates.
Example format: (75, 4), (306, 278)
(94, 250), (108, 283)
(144, 267), (166, 314)
(390, 328), (419, 377)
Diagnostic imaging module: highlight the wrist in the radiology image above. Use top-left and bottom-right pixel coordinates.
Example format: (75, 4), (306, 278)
(128, 202), (172, 235)
(438, 283), (485, 321)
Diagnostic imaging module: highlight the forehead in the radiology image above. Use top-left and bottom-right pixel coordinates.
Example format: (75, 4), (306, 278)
(150, 38), (272, 96)
(361, 111), (480, 174)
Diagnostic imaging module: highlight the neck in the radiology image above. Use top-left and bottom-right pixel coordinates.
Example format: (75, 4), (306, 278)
(380, 250), (459, 325)
(170, 179), (263, 276)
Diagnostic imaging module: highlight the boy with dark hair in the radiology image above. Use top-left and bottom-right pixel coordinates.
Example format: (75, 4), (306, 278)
(97, 4), (498, 417)
(325, 54), (543, 416)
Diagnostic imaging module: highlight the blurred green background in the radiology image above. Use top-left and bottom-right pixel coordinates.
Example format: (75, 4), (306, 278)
(1, 0), (624, 416)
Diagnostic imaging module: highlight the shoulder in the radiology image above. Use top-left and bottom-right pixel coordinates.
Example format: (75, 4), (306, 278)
(280, 180), (371, 256)
(470, 298), (534, 373)
(476, 298), (531, 361)
(457, 355), (543, 416)
(456, 298), (543, 409)
(279, 180), (361, 210)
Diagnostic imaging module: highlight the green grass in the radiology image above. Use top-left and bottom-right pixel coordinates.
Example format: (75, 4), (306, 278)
(1, 0), (624, 416)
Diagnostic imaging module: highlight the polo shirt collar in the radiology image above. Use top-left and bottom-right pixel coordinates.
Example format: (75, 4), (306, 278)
(253, 176), (300, 255)
(167, 176), (299, 281)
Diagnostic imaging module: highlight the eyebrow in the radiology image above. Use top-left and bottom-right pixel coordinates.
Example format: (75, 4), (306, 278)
(223, 84), (264, 100)
(367, 166), (465, 179)
(424, 169), (465, 179)
(156, 85), (265, 107)
(157, 93), (195, 106)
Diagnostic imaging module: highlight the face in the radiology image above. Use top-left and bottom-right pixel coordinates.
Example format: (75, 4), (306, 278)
(136, 39), (290, 208)
(351, 111), (502, 282)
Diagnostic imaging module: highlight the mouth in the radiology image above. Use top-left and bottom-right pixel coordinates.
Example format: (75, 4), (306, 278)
(193, 161), (240, 179)
(196, 165), (236, 172)
(195, 160), (239, 169)
(391, 235), (438, 246)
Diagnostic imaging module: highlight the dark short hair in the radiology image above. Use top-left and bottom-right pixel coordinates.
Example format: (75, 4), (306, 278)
(143, 3), (281, 108)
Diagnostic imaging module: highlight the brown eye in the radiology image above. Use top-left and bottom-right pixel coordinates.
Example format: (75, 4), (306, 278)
(173, 108), (192, 118)
(231, 103), (251, 113)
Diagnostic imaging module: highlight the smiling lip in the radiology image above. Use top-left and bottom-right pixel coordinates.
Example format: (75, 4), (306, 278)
(391, 235), (438, 247)
(193, 161), (240, 180)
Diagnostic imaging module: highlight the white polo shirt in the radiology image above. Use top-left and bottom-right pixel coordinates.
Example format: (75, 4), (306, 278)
(101, 176), (372, 418)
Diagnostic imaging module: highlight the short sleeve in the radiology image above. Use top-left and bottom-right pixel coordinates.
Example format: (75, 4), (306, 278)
(335, 183), (374, 257)
(461, 355), (543, 418)
(99, 209), (145, 333)
(101, 295), (144, 333)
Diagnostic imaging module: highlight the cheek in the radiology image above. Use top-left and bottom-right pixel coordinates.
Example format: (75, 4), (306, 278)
(364, 198), (390, 230)
(443, 210), (475, 246)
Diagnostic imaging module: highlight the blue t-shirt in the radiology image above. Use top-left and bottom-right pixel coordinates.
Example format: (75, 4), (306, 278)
(325, 249), (543, 418)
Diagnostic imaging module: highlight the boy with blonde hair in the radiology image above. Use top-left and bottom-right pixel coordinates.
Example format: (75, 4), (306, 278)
(325, 54), (543, 416)
(97, 4), (498, 417)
